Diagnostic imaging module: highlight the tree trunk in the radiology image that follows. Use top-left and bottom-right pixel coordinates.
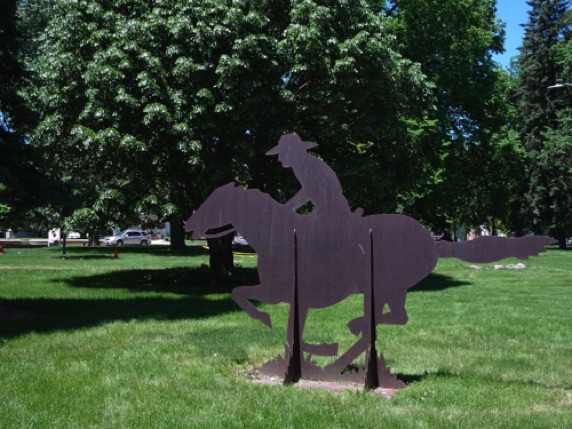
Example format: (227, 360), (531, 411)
(551, 225), (567, 250)
(88, 237), (100, 246)
(88, 229), (100, 246)
(61, 233), (67, 258)
(169, 214), (187, 251)
(556, 234), (567, 250)
(206, 225), (234, 272)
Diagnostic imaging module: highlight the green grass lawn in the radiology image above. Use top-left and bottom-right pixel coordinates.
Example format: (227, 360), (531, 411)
(0, 244), (570, 428)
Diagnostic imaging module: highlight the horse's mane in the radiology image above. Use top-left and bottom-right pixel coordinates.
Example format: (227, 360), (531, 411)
(208, 183), (291, 225)
(219, 183), (283, 212)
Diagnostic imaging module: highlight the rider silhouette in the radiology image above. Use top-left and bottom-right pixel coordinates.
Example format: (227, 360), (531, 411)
(266, 133), (351, 217)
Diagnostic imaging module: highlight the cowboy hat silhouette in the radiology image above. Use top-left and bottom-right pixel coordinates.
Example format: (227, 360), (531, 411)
(266, 133), (318, 156)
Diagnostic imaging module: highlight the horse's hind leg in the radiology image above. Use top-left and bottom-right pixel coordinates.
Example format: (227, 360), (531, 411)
(296, 307), (338, 356)
(326, 336), (368, 373)
(231, 285), (275, 328)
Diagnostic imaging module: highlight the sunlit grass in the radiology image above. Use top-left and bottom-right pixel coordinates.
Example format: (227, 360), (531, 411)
(0, 244), (570, 428)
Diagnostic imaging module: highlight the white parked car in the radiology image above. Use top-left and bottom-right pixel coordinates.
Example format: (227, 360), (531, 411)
(68, 231), (81, 239)
(103, 229), (150, 246)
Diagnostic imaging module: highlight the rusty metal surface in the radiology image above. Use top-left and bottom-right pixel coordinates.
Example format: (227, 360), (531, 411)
(184, 133), (551, 390)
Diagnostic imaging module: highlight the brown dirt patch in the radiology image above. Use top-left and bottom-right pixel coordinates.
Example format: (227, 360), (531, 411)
(247, 369), (399, 397)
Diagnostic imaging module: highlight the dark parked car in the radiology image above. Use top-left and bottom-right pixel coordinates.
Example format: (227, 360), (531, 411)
(103, 230), (150, 246)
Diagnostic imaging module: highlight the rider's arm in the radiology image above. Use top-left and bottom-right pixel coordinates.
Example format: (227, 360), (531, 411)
(284, 189), (311, 212)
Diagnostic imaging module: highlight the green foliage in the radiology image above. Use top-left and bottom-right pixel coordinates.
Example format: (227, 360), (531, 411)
(16, 0), (544, 237)
(0, 0), (57, 229)
(0, 0), (26, 123)
(276, 0), (441, 213)
(0, 131), (61, 229)
(555, 37), (572, 81)
(438, 70), (528, 234)
(515, 0), (571, 151)
(1, 0), (25, 226)
(515, 0), (572, 247)
(528, 121), (572, 243)
(389, 0), (504, 127)
(20, 0), (441, 228)
(385, 0), (514, 228)
(0, 183), (10, 219)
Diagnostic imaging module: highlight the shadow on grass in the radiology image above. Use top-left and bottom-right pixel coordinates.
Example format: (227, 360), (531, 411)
(51, 255), (112, 260)
(391, 370), (463, 387)
(62, 263), (466, 297)
(409, 272), (471, 293)
(59, 243), (209, 258)
(0, 295), (240, 341)
(403, 369), (565, 390)
(1, 264), (469, 343)
(55, 242), (258, 258)
(397, 372), (428, 385)
(1, 266), (261, 340)
(63, 265), (260, 296)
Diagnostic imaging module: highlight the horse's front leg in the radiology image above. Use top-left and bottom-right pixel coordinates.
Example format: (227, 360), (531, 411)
(346, 309), (408, 335)
(375, 290), (409, 325)
(346, 291), (409, 335)
(232, 285), (273, 328)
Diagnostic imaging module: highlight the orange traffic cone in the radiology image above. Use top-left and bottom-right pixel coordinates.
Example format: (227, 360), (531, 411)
(113, 249), (119, 258)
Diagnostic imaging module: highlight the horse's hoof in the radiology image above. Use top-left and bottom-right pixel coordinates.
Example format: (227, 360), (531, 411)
(378, 312), (408, 325)
(347, 317), (364, 336)
(303, 342), (338, 356)
(258, 312), (272, 328)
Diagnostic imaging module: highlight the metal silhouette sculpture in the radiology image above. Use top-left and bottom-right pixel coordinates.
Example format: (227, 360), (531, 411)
(184, 133), (550, 390)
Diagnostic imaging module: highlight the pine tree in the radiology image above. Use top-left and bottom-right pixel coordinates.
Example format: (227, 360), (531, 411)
(516, 0), (570, 151)
(515, 0), (572, 248)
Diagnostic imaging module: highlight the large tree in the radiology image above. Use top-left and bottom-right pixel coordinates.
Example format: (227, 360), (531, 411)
(21, 0), (441, 250)
(384, 0), (520, 233)
(515, 0), (571, 248)
(19, 0), (200, 245)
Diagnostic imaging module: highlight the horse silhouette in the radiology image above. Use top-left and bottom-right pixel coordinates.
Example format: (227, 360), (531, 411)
(184, 182), (550, 370)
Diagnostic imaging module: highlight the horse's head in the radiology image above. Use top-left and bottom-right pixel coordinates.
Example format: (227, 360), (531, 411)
(186, 181), (293, 246)
(185, 182), (243, 240)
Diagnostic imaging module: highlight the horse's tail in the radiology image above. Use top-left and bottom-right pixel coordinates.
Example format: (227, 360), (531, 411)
(436, 235), (551, 263)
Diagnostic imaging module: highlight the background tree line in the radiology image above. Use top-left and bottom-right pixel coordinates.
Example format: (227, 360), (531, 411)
(1, 0), (571, 250)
